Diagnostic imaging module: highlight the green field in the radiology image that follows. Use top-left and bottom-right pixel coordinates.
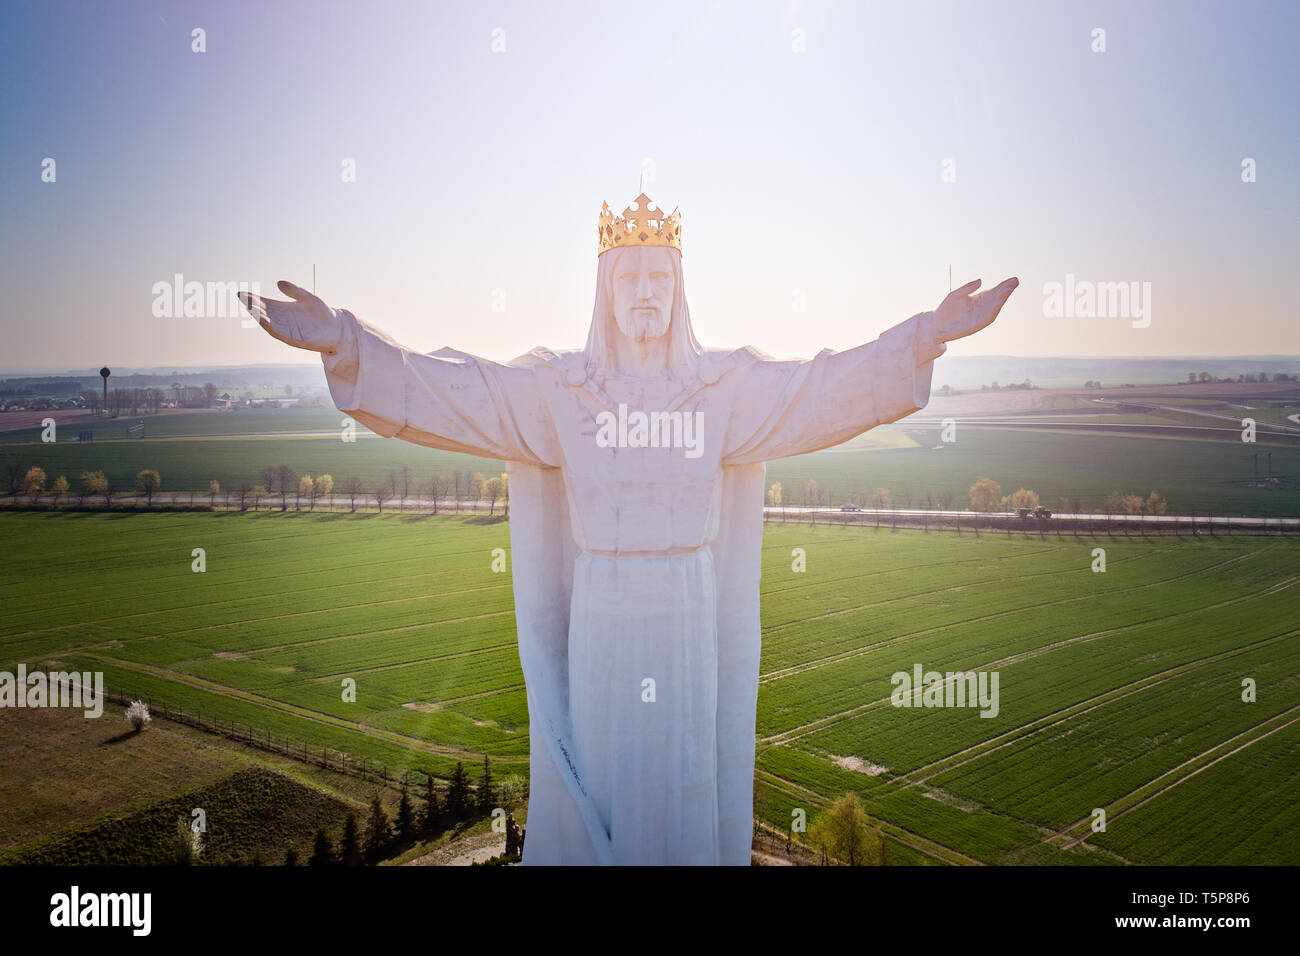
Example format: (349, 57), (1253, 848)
(3, 511), (1297, 864)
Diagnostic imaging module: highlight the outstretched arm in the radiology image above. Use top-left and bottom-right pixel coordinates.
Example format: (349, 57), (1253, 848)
(723, 277), (1018, 464)
(239, 281), (556, 465)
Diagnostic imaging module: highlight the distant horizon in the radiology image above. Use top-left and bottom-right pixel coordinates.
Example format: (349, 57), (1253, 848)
(5, 354), (1300, 378)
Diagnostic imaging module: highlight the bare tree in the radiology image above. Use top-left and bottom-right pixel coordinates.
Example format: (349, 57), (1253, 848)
(343, 476), (365, 513)
(385, 470), (400, 513)
(275, 465), (297, 511)
(428, 474), (448, 515)
(3, 463), (24, 496)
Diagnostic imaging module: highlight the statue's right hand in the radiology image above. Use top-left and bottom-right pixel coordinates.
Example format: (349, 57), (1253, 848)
(238, 280), (346, 354)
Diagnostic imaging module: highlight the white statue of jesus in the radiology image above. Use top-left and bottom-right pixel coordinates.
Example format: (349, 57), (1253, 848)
(239, 193), (1017, 865)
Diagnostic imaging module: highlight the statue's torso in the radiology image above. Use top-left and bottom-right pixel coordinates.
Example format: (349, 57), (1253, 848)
(537, 372), (735, 554)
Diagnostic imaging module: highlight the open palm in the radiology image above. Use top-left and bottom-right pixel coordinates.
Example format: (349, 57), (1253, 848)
(238, 280), (346, 354)
(933, 277), (1019, 343)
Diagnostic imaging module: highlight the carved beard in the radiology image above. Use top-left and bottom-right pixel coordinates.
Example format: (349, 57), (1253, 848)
(615, 305), (671, 343)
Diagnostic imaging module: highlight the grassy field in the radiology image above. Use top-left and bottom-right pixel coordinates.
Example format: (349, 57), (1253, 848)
(3, 511), (1297, 865)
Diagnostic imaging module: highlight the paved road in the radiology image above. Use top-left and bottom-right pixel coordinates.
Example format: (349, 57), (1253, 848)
(8, 496), (1296, 528)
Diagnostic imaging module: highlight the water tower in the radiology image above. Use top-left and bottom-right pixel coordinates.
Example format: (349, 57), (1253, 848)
(99, 367), (110, 414)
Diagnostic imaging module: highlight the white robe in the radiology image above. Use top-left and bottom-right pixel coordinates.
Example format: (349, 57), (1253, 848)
(320, 310), (945, 865)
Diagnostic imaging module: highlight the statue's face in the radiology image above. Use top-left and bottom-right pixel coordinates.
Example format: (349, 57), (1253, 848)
(610, 246), (675, 343)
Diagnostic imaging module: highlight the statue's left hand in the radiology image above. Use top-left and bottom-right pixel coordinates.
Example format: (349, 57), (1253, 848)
(238, 281), (349, 355)
(932, 277), (1019, 343)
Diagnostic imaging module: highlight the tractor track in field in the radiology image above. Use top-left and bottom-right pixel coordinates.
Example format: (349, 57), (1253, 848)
(758, 543), (1071, 599)
(302, 640), (523, 681)
(762, 541), (1181, 637)
(0, 511), (499, 562)
(758, 623), (1298, 865)
(758, 561), (1295, 746)
(0, 572), (514, 640)
(758, 545), (1275, 687)
(0, 525), (494, 604)
(754, 769), (983, 865)
(404, 683), (527, 708)
(758, 547), (1090, 636)
(72, 652), (528, 766)
(211, 613), (511, 655)
(891, 623), (1300, 788)
(1, 580), (514, 651)
(3, 607), (518, 674)
(1047, 703), (1300, 849)
(758, 544), (1186, 679)
(0, 530), (512, 627)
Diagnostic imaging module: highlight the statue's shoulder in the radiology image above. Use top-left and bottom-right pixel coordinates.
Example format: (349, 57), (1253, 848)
(697, 345), (769, 385)
(508, 347), (586, 383)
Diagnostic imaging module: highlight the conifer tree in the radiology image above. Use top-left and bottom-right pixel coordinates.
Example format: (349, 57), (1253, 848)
(339, 812), (364, 866)
(447, 762), (471, 818)
(396, 782), (415, 838)
(423, 771), (441, 832)
(364, 796), (393, 862)
(309, 827), (335, 866)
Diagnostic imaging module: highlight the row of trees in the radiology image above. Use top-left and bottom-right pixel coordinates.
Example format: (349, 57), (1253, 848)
(172, 755), (526, 867)
(764, 477), (1168, 516)
(231, 466), (510, 515)
(2, 465), (165, 507)
(2, 462), (512, 516)
(767, 480), (959, 510)
(77, 382), (225, 416)
(2, 464), (1172, 518)
(1185, 371), (1295, 384)
(969, 478), (1166, 515)
(288, 757), (524, 866)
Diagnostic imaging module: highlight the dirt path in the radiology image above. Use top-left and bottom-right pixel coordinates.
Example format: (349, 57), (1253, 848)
(405, 830), (506, 866)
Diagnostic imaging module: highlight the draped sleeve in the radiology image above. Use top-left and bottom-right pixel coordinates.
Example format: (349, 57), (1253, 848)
(321, 311), (559, 466)
(721, 312), (946, 465)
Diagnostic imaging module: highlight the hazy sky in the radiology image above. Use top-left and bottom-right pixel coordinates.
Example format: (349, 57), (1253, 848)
(2, 0), (1297, 372)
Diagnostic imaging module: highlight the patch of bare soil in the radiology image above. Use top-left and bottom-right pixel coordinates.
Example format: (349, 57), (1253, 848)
(405, 830), (506, 866)
(833, 755), (889, 776)
(923, 788), (980, 812)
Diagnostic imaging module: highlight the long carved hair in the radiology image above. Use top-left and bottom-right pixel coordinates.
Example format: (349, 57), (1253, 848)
(581, 246), (704, 388)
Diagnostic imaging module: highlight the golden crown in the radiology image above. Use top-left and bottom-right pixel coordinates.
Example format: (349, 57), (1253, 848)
(597, 192), (682, 257)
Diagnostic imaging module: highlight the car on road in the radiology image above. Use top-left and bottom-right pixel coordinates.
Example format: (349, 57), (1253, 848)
(1017, 506), (1053, 519)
